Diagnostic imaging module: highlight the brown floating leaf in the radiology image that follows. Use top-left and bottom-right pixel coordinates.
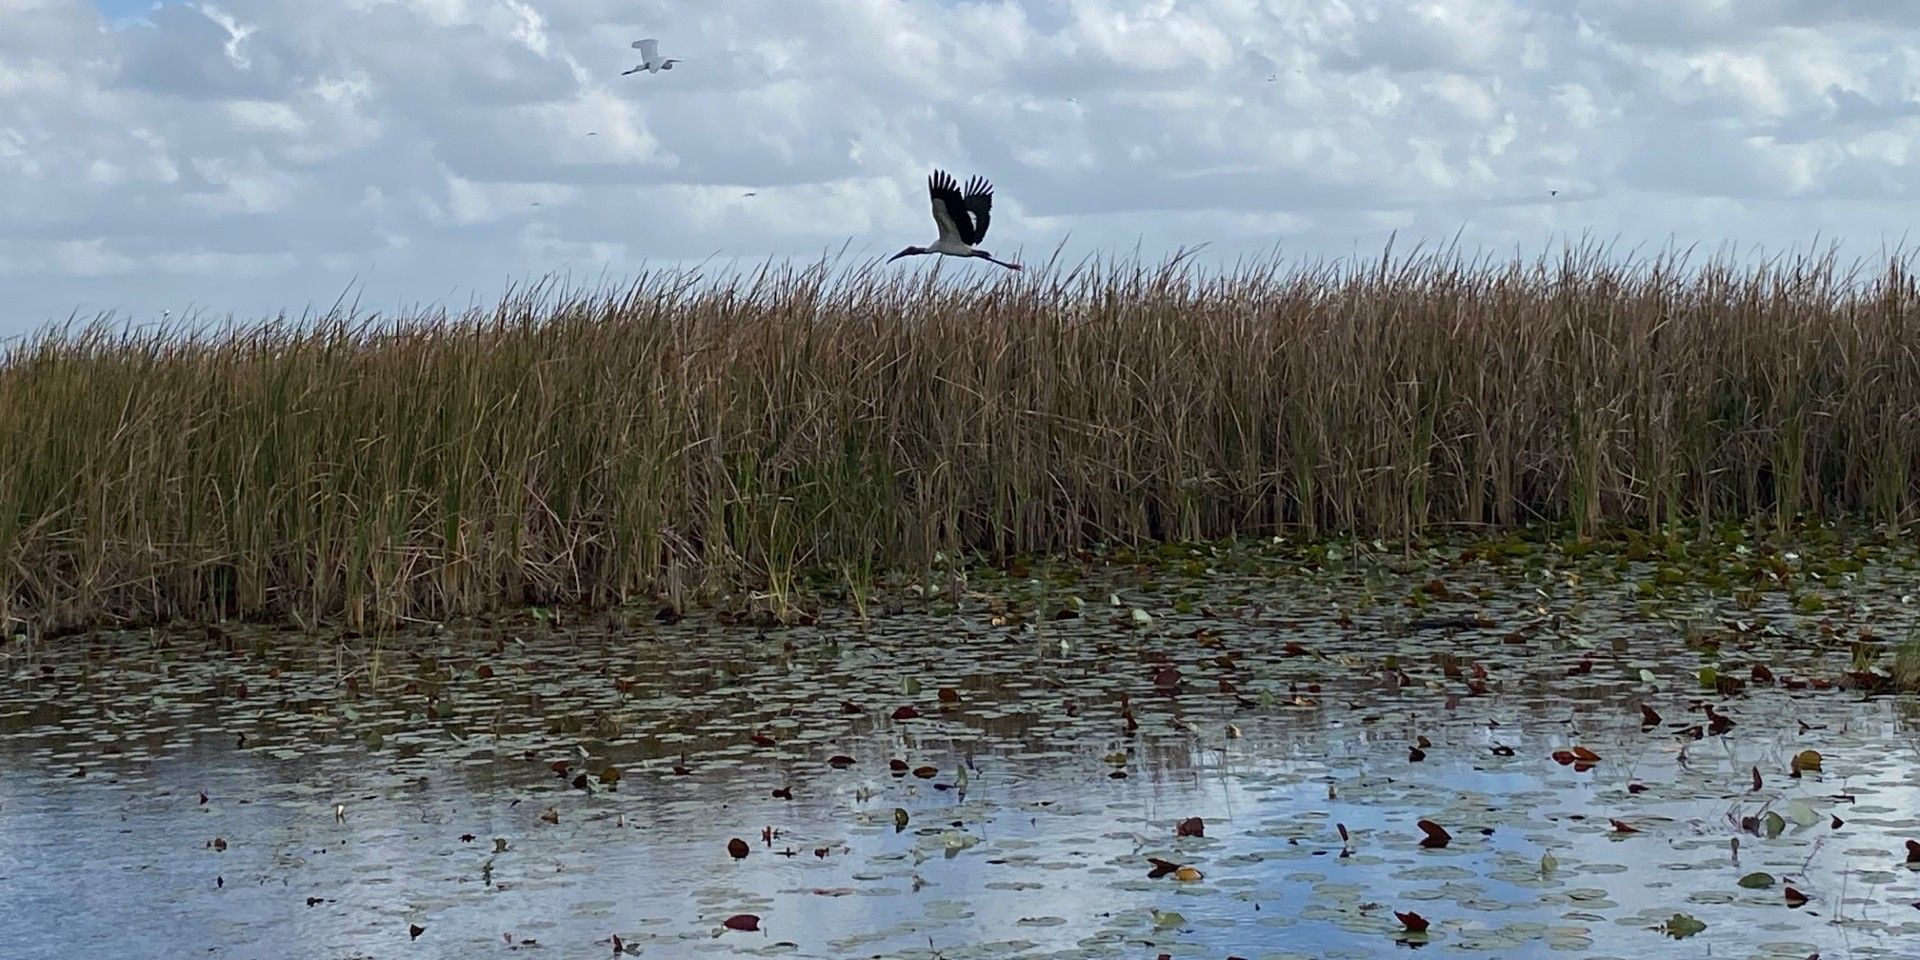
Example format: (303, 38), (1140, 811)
(1416, 735), (1432, 749)
(1416, 819), (1452, 849)
(1175, 817), (1205, 838)
(1784, 886), (1809, 908)
(912, 766), (938, 779)
(1395, 910), (1431, 933)
(727, 838), (749, 859)
(890, 705), (920, 721)
(1337, 823), (1350, 843)
(1907, 839), (1920, 864)
(937, 687), (960, 704)
(538, 807), (559, 824)
(1551, 749), (1575, 765)
(1152, 665), (1181, 692)
(572, 773), (591, 791)
(772, 786), (793, 799)
(1752, 663), (1775, 684)
(1609, 818), (1639, 834)
(1751, 766), (1763, 792)
(827, 755), (855, 768)
(888, 759), (909, 774)
(1490, 745), (1515, 757)
(1571, 746), (1601, 763)
(1146, 856), (1182, 878)
(1408, 746), (1427, 762)
(599, 767), (622, 785)
(1627, 782), (1648, 794)
(721, 914), (760, 932)
(1172, 865), (1203, 882)
(1640, 704), (1662, 726)
(409, 924), (426, 941)
(209, 837), (228, 852)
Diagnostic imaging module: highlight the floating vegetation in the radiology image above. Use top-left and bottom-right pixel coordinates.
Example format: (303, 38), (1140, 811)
(3, 539), (1920, 957)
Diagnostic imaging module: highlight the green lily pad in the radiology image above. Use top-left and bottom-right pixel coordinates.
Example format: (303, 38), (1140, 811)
(1660, 913), (1707, 939)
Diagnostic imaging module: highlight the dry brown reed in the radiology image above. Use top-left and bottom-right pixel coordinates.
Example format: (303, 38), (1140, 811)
(3, 243), (1917, 632)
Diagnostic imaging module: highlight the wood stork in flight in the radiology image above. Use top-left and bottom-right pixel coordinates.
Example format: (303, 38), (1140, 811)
(623, 38), (681, 75)
(887, 169), (1020, 271)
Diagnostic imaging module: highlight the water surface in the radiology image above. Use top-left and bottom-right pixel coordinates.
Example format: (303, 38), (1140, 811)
(5, 544), (1920, 959)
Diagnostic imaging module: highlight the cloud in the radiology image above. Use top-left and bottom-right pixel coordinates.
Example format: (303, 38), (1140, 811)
(1, 0), (1918, 331)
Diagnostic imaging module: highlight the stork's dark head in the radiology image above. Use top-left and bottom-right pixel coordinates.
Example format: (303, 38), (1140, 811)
(886, 246), (926, 263)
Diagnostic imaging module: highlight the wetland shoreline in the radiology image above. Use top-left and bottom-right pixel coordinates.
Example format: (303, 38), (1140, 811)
(4, 247), (1920, 636)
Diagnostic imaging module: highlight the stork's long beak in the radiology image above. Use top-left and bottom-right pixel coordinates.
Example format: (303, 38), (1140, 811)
(886, 247), (918, 263)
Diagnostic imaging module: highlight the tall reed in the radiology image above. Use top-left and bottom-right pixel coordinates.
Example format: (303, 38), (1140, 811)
(3, 244), (1916, 631)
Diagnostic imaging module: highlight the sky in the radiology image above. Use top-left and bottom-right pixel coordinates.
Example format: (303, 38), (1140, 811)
(2, 0), (1919, 334)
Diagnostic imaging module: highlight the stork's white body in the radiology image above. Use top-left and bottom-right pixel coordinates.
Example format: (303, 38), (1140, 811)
(927, 237), (976, 258)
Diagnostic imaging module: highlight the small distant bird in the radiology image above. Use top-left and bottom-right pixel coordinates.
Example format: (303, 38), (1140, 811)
(586, 131), (598, 136)
(623, 38), (681, 75)
(1550, 190), (1559, 196)
(741, 191), (757, 197)
(888, 169), (1020, 271)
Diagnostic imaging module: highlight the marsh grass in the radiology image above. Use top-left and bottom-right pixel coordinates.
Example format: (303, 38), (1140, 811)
(4, 243), (1919, 632)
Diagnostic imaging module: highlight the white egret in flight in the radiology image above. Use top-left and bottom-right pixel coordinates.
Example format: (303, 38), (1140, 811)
(623, 38), (682, 75)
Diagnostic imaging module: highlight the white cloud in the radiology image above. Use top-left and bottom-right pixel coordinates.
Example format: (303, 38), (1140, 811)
(2, 0), (1919, 331)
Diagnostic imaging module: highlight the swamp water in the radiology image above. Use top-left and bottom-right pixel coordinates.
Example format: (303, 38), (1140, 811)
(4, 541), (1920, 959)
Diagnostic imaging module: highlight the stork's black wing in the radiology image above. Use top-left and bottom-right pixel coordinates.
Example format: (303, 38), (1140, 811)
(927, 169), (971, 246)
(959, 175), (993, 244)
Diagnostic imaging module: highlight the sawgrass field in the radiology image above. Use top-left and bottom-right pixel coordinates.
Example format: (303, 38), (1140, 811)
(3, 244), (1917, 633)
